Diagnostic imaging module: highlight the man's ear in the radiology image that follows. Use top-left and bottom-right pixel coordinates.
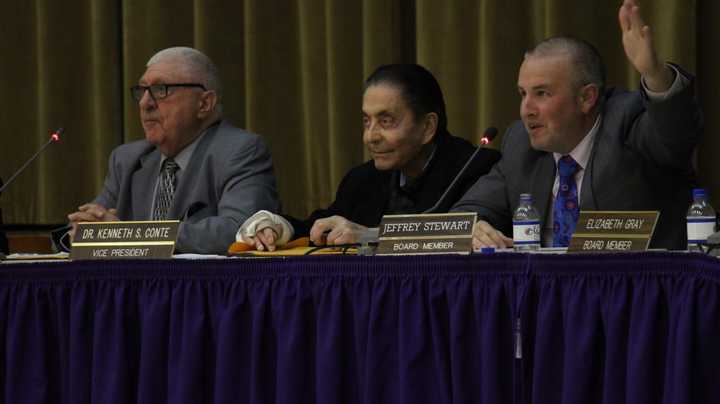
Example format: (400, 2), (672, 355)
(421, 112), (439, 144)
(578, 84), (600, 114)
(197, 91), (218, 118)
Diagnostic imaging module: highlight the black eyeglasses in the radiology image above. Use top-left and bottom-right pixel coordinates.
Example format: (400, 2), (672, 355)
(130, 83), (207, 102)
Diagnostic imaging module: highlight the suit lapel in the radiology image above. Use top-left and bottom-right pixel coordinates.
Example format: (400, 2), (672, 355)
(580, 120), (608, 211)
(531, 154), (557, 227)
(580, 159), (597, 210)
(170, 124), (217, 219)
(131, 149), (161, 220)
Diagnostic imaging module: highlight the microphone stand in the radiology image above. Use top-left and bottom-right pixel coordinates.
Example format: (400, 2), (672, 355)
(0, 129), (62, 194)
(421, 127), (498, 214)
(357, 127), (500, 256)
(0, 128), (63, 258)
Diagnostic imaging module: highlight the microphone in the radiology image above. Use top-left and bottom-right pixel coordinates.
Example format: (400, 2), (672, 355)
(422, 126), (499, 214)
(355, 127), (500, 255)
(0, 128), (63, 195)
(479, 126), (498, 146)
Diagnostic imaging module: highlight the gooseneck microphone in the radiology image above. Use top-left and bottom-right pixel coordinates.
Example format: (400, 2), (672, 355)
(422, 126), (499, 214)
(479, 126), (498, 146)
(357, 127), (499, 255)
(0, 128), (63, 195)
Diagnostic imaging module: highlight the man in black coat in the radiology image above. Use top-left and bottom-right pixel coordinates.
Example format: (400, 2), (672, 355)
(239, 64), (501, 250)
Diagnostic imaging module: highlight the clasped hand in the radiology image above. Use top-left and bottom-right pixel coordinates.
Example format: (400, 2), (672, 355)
(67, 203), (119, 239)
(309, 216), (367, 246)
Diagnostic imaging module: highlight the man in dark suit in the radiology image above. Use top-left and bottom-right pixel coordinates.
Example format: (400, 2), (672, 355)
(68, 47), (280, 254)
(452, 0), (702, 250)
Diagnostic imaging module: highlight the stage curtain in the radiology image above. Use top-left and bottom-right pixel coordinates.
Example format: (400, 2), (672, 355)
(0, 0), (716, 223)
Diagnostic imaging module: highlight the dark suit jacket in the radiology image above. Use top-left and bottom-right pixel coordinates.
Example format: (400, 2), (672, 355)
(94, 121), (280, 254)
(287, 133), (501, 237)
(452, 71), (702, 250)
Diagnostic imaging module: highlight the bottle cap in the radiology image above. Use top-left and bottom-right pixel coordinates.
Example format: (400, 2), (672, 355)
(693, 188), (707, 198)
(519, 193), (533, 202)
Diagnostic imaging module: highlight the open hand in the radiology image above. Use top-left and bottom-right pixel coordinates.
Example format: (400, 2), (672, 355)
(618, 0), (672, 91)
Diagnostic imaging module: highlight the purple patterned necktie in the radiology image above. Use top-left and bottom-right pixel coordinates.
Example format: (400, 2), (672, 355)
(552, 155), (580, 247)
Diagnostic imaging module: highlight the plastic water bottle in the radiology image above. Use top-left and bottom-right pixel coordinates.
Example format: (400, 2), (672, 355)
(513, 193), (541, 251)
(687, 188), (716, 251)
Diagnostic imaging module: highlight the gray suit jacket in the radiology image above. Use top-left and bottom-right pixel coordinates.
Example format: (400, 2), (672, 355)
(453, 71), (702, 250)
(94, 121), (280, 254)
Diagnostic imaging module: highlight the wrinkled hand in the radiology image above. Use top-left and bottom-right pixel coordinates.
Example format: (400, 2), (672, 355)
(618, 0), (672, 91)
(309, 216), (367, 246)
(241, 219), (280, 251)
(472, 220), (513, 249)
(67, 203), (119, 240)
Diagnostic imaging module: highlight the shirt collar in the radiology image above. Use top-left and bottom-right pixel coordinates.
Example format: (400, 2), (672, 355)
(399, 143), (438, 188)
(553, 114), (601, 170)
(158, 128), (207, 172)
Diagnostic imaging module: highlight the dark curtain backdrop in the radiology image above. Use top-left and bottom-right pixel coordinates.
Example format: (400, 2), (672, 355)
(0, 0), (717, 224)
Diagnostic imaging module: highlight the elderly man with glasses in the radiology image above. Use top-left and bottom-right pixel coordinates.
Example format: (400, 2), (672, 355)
(68, 47), (280, 254)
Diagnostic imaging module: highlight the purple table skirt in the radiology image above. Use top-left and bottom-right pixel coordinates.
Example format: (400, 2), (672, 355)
(0, 252), (718, 404)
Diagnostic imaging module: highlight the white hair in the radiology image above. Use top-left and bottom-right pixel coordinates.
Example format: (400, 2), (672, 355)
(147, 47), (223, 107)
